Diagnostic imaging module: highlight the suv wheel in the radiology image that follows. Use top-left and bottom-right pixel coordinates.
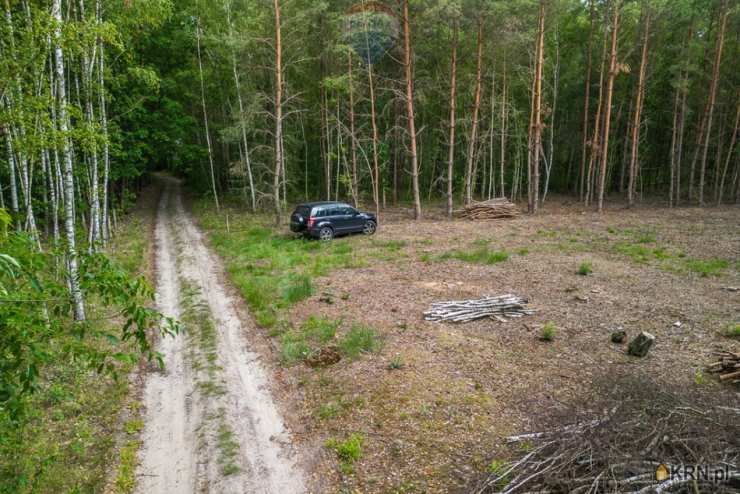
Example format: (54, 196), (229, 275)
(362, 220), (377, 235)
(319, 226), (334, 241)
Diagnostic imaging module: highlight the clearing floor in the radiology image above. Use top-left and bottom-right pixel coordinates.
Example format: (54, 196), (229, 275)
(194, 198), (739, 493)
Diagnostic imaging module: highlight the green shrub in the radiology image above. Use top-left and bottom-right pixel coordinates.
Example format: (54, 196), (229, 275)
(577, 262), (593, 276)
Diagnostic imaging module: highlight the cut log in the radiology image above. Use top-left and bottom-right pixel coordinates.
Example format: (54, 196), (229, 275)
(424, 294), (534, 323)
(707, 350), (740, 384)
(453, 198), (520, 220)
(627, 331), (655, 357)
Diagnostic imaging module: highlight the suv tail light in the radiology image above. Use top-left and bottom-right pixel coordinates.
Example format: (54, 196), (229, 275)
(307, 216), (316, 228)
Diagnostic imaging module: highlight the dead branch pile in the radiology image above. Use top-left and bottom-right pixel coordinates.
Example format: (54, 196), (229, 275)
(707, 350), (740, 384)
(424, 295), (534, 323)
(474, 376), (740, 493)
(454, 198), (520, 220)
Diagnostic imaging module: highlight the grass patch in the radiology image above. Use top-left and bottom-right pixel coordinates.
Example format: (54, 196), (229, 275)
(683, 258), (728, 277)
(516, 247), (530, 256)
(540, 322), (556, 342)
(194, 202), (366, 328)
(338, 325), (382, 359)
(217, 421), (241, 476)
(577, 261), (593, 276)
(278, 316), (342, 365)
(723, 323), (740, 339)
(372, 239), (407, 251)
(439, 246), (509, 265)
(114, 439), (142, 493)
(326, 433), (364, 475)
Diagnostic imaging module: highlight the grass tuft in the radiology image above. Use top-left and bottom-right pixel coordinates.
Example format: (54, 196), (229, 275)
(326, 433), (364, 475)
(338, 325), (382, 359)
(439, 246), (509, 265)
(724, 323), (740, 339)
(540, 322), (556, 342)
(577, 261), (593, 276)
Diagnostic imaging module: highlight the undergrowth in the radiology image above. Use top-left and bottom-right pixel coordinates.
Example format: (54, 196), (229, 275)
(195, 202), (364, 328)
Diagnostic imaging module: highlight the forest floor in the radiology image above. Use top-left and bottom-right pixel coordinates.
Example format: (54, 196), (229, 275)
(192, 196), (740, 494)
(133, 177), (305, 493)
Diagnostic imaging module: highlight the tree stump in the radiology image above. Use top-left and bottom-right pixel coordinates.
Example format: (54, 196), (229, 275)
(611, 330), (626, 344)
(628, 331), (655, 357)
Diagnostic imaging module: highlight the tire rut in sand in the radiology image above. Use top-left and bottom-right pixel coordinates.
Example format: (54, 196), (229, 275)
(135, 178), (305, 493)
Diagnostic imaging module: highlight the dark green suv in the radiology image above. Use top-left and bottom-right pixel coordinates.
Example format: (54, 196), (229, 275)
(289, 201), (377, 241)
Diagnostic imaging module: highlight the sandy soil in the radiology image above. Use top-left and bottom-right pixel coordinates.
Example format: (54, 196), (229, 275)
(135, 178), (305, 493)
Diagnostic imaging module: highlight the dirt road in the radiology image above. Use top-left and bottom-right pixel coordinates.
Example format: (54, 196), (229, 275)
(135, 178), (305, 493)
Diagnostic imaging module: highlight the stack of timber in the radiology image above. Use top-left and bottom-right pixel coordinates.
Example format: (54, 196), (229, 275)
(707, 350), (740, 384)
(424, 294), (534, 323)
(454, 198), (520, 220)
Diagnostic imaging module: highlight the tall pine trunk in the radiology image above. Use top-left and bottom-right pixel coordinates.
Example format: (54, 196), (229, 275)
(402, 0), (421, 219)
(697, 0), (728, 205)
(597, 0), (620, 212)
(464, 19), (483, 206)
(579, 0), (595, 201)
(446, 19), (458, 218)
(627, 8), (649, 207)
(717, 97), (739, 205)
(273, 0), (284, 224)
(528, 1), (545, 214)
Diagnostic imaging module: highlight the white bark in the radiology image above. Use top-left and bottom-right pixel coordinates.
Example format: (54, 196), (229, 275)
(196, 18), (220, 211)
(52, 0), (86, 321)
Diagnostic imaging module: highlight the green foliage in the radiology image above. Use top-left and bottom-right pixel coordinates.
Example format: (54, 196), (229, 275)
(326, 433), (364, 474)
(278, 316), (341, 365)
(724, 323), (740, 339)
(577, 261), (593, 275)
(197, 205), (361, 329)
(338, 325), (382, 359)
(683, 258), (728, 277)
(540, 322), (556, 342)
(388, 355), (404, 370)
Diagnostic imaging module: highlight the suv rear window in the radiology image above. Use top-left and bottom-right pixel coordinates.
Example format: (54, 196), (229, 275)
(295, 206), (311, 217)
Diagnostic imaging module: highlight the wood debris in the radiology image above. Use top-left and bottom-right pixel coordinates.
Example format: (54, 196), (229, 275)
(423, 294), (534, 323)
(453, 198), (520, 220)
(707, 350), (740, 384)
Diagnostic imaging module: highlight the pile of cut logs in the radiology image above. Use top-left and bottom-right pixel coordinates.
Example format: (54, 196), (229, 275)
(707, 350), (740, 384)
(454, 198), (520, 220)
(424, 294), (534, 323)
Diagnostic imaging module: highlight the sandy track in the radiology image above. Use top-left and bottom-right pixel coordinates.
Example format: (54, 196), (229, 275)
(135, 178), (304, 493)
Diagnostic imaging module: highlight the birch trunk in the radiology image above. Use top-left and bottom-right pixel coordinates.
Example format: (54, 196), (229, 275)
(226, 0), (256, 212)
(196, 18), (220, 211)
(367, 61), (381, 217)
(52, 0), (86, 321)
